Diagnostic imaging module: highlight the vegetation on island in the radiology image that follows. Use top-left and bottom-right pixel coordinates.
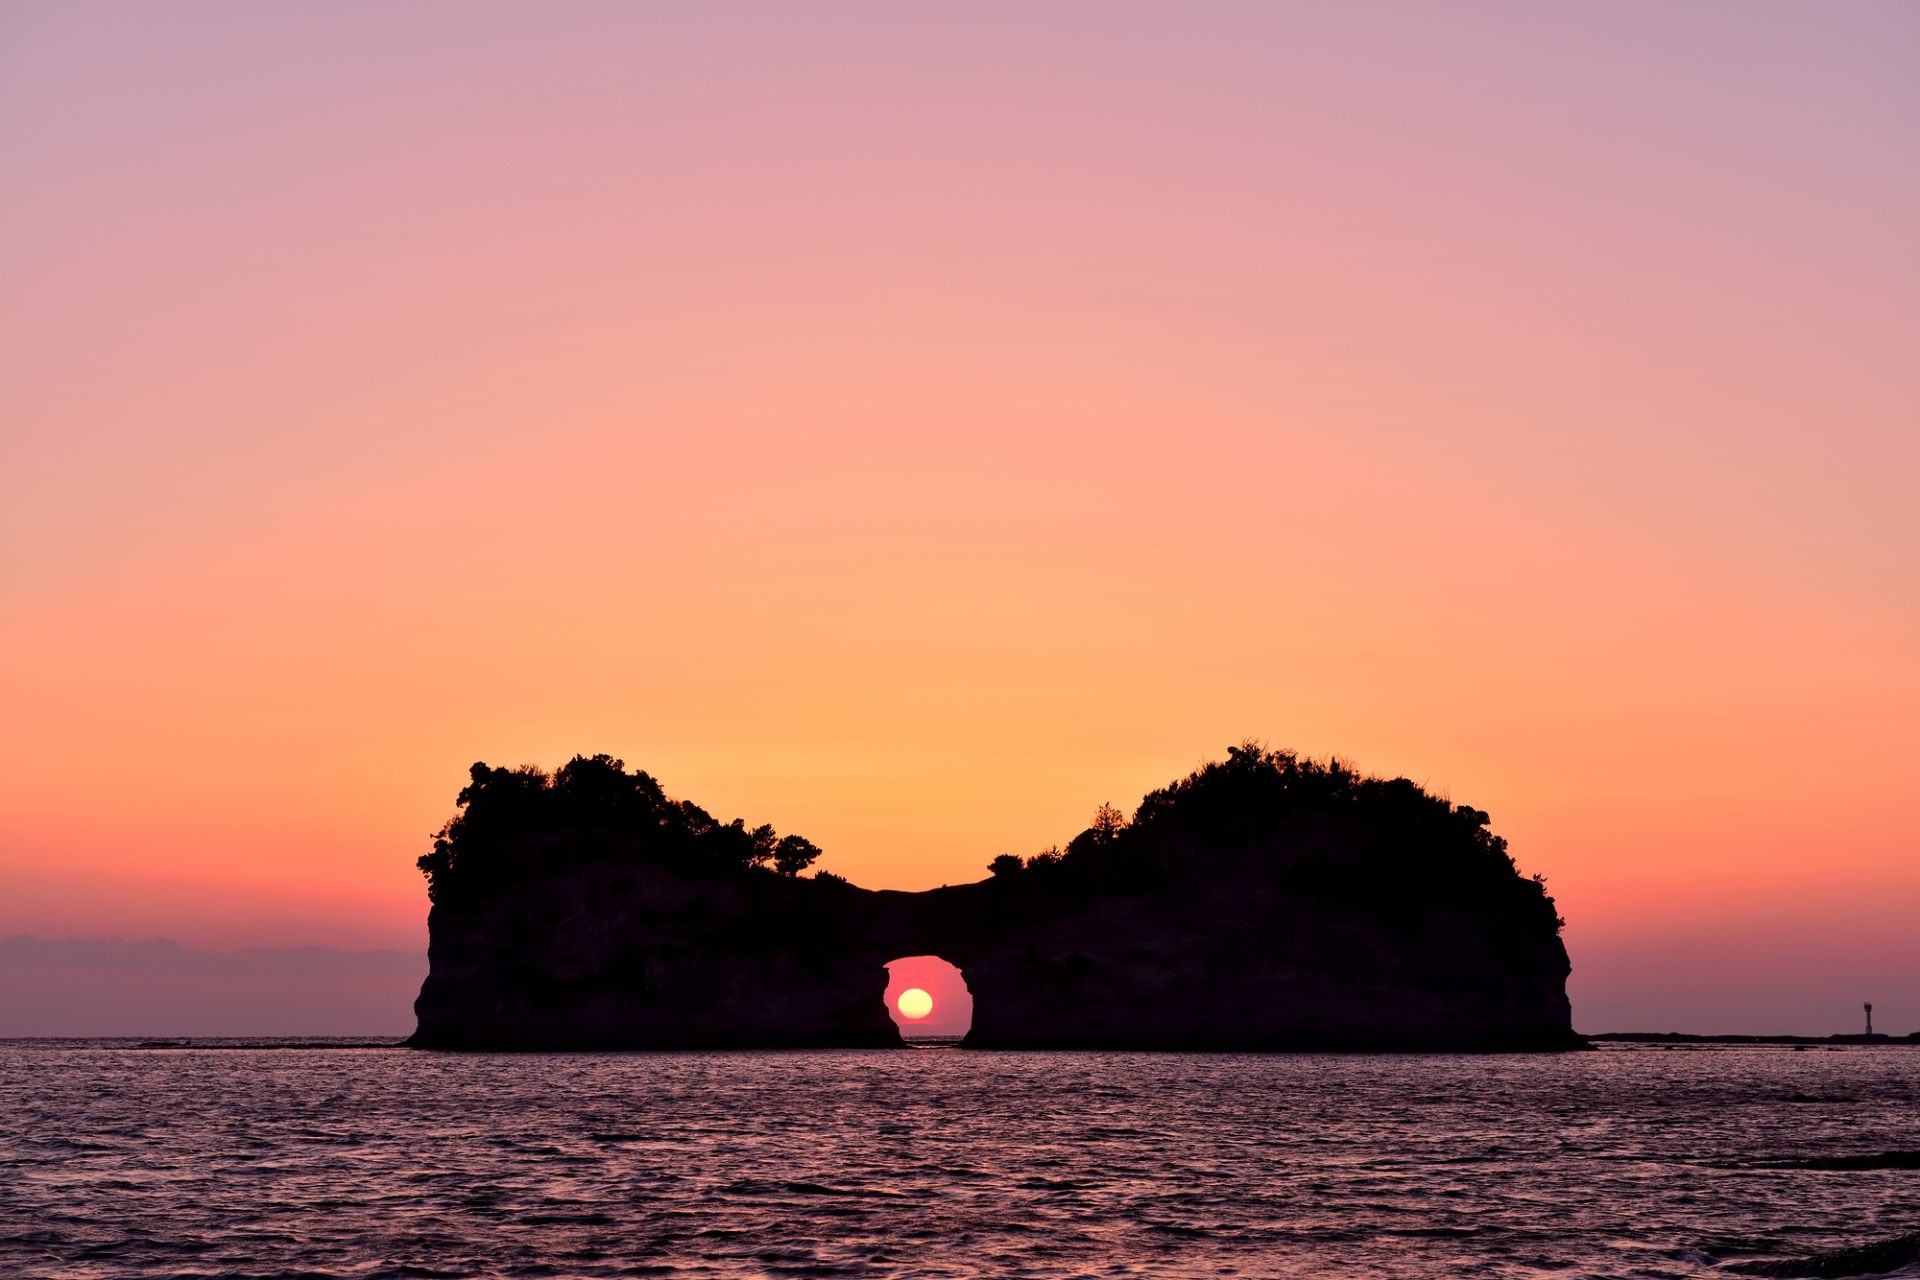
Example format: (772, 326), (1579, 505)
(417, 754), (821, 904)
(985, 741), (1563, 934)
(417, 742), (1559, 940)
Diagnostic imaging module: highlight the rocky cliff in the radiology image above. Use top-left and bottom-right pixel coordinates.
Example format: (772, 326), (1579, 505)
(411, 746), (1579, 1051)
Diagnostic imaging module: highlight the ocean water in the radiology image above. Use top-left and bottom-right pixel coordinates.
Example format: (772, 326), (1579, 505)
(3, 1041), (1918, 1279)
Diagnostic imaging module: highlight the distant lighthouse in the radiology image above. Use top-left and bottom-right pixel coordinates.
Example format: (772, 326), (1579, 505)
(1865, 1002), (1873, 1036)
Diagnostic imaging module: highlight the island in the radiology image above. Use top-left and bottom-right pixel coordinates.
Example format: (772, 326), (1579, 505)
(410, 744), (1580, 1051)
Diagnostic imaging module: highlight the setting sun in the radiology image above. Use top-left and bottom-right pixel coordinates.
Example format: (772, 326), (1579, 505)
(896, 988), (933, 1020)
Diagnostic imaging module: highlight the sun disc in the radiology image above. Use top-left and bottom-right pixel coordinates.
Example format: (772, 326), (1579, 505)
(896, 987), (934, 1019)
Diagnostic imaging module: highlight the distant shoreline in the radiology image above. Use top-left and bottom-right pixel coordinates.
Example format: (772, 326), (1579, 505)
(6, 1033), (1919, 1052)
(1587, 1032), (1920, 1046)
(0, 1038), (408, 1050)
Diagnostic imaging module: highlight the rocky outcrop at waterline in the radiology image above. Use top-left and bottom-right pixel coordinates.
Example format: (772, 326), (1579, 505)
(410, 745), (1579, 1051)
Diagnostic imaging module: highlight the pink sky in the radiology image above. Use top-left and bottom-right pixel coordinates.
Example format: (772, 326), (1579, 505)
(885, 957), (972, 1039)
(2, 3), (1916, 1034)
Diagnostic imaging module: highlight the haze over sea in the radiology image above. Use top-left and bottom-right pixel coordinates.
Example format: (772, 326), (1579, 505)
(5, 1042), (1918, 1279)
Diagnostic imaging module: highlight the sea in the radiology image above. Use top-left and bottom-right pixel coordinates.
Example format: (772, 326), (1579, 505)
(3, 1040), (1918, 1278)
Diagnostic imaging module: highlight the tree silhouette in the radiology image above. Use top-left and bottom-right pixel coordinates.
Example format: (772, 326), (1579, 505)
(417, 754), (831, 903)
(1025, 845), (1063, 871)
(774, 834), (822, 877)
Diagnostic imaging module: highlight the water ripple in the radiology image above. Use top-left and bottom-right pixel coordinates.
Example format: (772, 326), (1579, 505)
(3, 1043), (1919, 1277)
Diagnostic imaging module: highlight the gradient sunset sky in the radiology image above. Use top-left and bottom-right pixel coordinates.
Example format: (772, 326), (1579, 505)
(3, 3), (1915, 1034)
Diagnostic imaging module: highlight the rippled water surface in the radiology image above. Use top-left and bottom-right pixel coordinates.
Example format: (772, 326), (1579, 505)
(4, 1041), (1919, 1278)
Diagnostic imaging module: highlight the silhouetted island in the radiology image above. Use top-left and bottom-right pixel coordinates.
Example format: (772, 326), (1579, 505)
(410, 744), (1579, 1051)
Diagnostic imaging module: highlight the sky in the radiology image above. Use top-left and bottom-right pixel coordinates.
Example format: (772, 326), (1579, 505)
(1, 2), (1915, 1036)
(0, 936), (424, 1037)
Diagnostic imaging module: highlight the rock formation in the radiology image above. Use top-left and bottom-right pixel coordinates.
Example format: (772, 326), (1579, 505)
(411, 745), (1579, 1051)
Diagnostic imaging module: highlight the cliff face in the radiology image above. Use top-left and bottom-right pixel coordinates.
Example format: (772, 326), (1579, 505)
(411, 749), (1578, 1051)
(414, 863), (900, 1049)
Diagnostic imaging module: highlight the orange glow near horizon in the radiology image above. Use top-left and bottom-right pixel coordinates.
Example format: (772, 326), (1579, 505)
(2, 4), (1916, 1033)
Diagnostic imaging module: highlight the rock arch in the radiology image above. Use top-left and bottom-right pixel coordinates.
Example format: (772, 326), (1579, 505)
(412, 861), (1577, 1051)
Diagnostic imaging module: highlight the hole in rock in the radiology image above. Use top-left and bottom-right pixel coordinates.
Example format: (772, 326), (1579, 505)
(883, 956), (971, 1042)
